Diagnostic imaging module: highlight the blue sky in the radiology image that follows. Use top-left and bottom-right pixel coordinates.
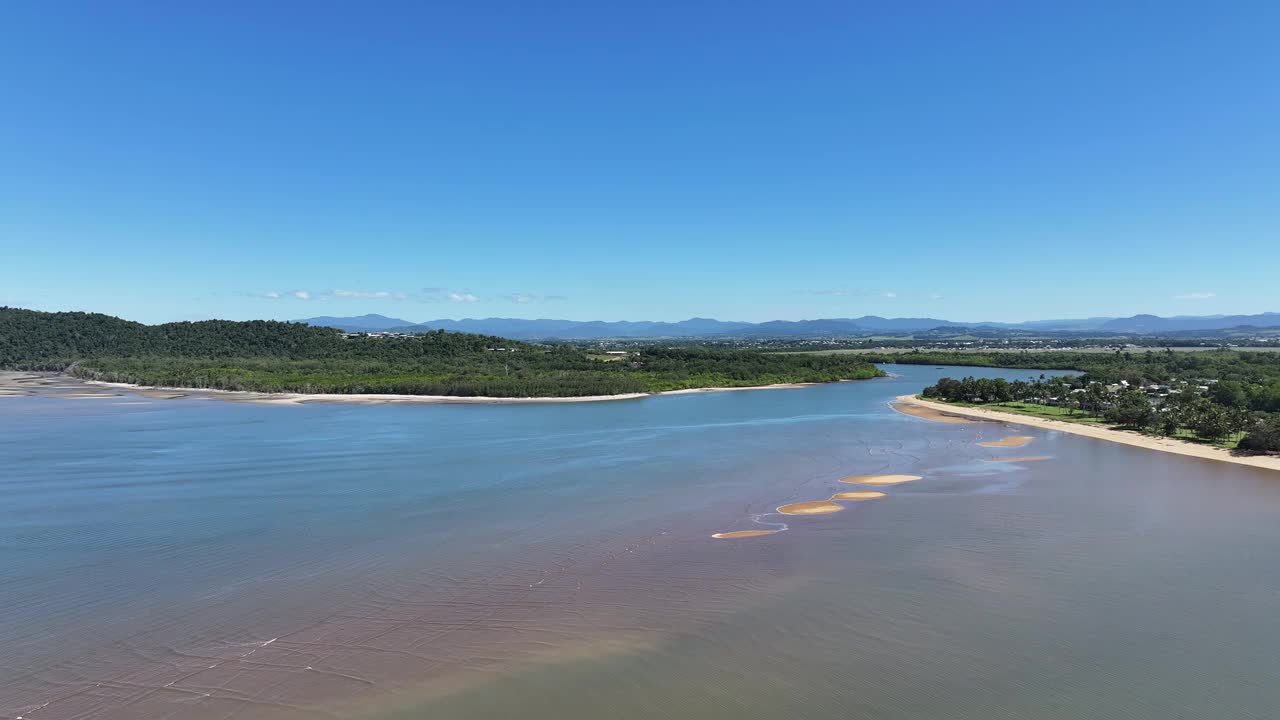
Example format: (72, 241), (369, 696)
(2, 1), (1277, 324)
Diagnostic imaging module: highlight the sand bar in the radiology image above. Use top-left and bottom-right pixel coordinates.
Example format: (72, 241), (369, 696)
(896, 394), (1280, 473)
(980, 435), (1035, 448)
(711, 530), (780, 539)
(776, 501), (844, 515)
(840, 474), (922, 486)
(829, 490), (887, 500)
(891, 402), (984, 423)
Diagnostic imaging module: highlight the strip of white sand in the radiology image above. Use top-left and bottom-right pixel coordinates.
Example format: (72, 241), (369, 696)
(894, 394), (1280, 473)
(65, 379), (839, 405)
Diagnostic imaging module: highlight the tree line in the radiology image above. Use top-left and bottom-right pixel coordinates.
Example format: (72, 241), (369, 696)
(921, 373), (1280, 454)
(873, 348), (1280, 410)
(1, 307), (884, 397)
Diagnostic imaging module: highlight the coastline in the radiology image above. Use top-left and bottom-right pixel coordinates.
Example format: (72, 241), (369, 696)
(893, 394), (1280, 473)
(69, 377), (832, 405)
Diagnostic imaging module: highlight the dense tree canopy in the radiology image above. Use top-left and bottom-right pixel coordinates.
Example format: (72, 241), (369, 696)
(914, 347), (1280, 454)
(876, 349), (1280, 413)
(0, 307), (883, 397)
(1238, 418), (1280, 453)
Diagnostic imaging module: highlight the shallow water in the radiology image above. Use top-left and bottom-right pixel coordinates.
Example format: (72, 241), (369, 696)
(3, 366), (1280, 719)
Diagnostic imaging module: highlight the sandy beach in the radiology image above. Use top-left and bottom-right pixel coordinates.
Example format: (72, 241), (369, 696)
(894, 394), (1280, 473)
(0, 372), (837, 405)
(93, 379), (821, 404)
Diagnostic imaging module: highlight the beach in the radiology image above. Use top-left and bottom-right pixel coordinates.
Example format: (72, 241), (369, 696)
(894, 394), (1280, 473)
(0, 371), (827, 405)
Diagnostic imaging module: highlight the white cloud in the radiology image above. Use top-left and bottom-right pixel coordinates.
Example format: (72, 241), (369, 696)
(418, 288), (455, 303)
(1174, 292), (1216, 300)
(927, 292), (944, 300)
(882, 292), (897, 299)
(503, 292), (565, 304)
(256, 289), (414, 301)
(255, 287), (485, 303)
(333, 290), (391, 299)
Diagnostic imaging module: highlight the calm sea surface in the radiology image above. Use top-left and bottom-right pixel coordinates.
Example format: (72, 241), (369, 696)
(3, 366), (1280, 719)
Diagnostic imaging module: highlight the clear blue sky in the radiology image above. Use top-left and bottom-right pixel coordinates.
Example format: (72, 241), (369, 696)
(3, 1), (1277, 324)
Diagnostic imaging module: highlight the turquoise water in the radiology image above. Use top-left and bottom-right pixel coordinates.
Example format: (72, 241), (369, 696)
(4, 366), (1280, 719)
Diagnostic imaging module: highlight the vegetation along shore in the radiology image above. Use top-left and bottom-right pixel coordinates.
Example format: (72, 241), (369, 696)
(0, 307), (884, 398)
(890, 345), (1280, 468)
(895, 394), (1280, 473)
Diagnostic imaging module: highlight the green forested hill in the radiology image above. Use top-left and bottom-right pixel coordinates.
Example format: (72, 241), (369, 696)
(0, 307), (883, 397)
(1, 308), (155, 366)
(0, 307), (516, 367)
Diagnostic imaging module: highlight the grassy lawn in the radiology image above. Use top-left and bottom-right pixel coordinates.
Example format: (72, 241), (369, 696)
(943, 399), (1107, 425)
(1161, 427), (1241, 450)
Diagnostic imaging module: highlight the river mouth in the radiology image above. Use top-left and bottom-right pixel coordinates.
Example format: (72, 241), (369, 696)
(5, 365), (1280, 720)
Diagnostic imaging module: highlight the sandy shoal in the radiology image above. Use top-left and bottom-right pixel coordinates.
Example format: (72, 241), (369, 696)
(776, 501), (844, 515)
(711, 530), (780, 539)
(983, 435), (1034, 445)
(891, 402), (984, 423)
(829, 490), (887, 500)
(980, 435), (1035, 448)
(840, 474), (922, 486)
(896, 394), (1280, 473)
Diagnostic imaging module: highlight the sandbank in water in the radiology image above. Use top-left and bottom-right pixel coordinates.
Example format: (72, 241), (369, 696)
(776, 501), (845, 515)
(829, 490), (888, 500)
(979, 436), (1035, 448)
(891, 402), (982, 423)
(840, 474), (922, 486)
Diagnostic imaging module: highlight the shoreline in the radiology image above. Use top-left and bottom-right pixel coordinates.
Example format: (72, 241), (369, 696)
(893, 394), (1280, 473)
(68, 377), (838, 405)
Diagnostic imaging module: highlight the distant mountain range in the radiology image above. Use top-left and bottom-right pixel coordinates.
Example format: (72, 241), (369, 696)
(298, 314), (423, 331)
(298, 312), (1280, 339)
